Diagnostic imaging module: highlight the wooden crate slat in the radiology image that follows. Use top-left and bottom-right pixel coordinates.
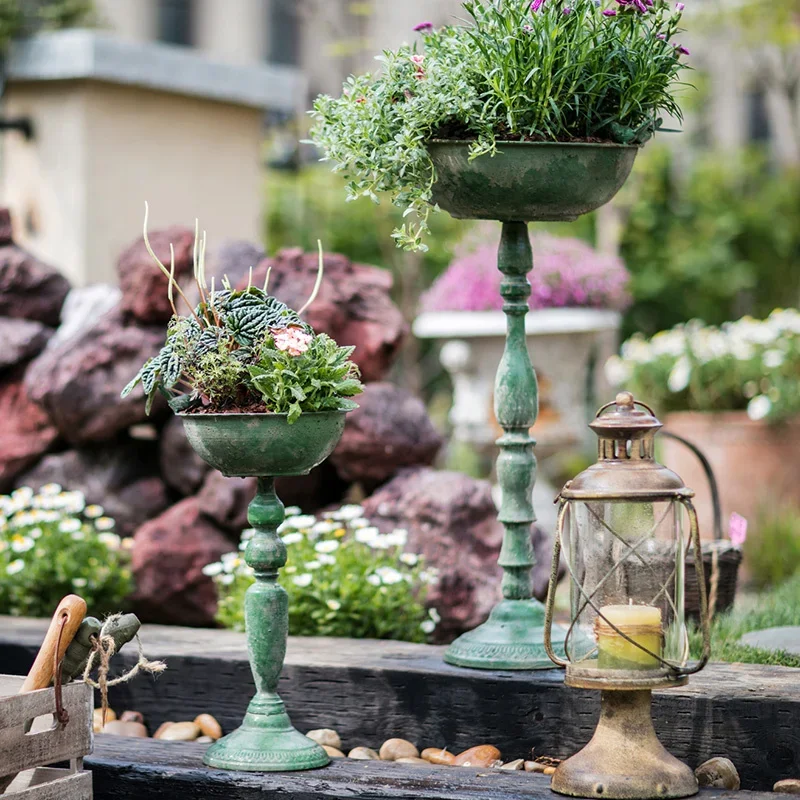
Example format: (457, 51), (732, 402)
(0, 677), (92, 779)
(6, 767), (92, 800)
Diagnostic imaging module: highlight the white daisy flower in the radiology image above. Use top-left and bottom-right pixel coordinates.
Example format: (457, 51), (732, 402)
(72, 577), (88, 588)
(350, 518), (370, 529)
(420, 620), (436, 634)
(121, 538), (134, 551)
(58, 518), (82, 533)
(384, 529), (408, 548)
(71, 531), (85, 541)
(282, 533), (304, 546)
(95, 517), (115, 531)
(366, 574), (381, 586)
(6, 559), (24, 575)
(98, 533), (122, 549)
(667, 356), (691, 393)
(399, 552), (419, 566)
(355, 527), (380, 544)
(429, 607), (441, 624)
(283, 515), (316, 531)
(219, 574), (235, 586)
(312, 520), (337, 535)
(40, 483), (62, 496)
(317, 554), (336, 566)
(331, 504), (364, 521)
(326, 600), (341, 611)
(84, 505), (104, 519)
(375, 566), (403, 585)
(10, 535), (34, 553)
(284, 506), (302, 517)
(293, 573), (313, 588)
(314, 540), (339, 554)
(305, 560), (322, 570)
(202, 562), (224, 577)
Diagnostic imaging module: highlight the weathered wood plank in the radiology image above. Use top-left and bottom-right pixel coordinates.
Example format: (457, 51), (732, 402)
(87, 736), (791, 800)
(6, 768), (92, 800)
(3, 619), (799, 791)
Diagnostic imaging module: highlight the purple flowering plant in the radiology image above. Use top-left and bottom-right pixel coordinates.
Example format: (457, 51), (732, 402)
(311, 0), (690, 252)
(421, 227), (631, 313)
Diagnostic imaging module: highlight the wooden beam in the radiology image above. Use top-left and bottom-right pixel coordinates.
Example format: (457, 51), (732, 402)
(2, 618), (799, 792)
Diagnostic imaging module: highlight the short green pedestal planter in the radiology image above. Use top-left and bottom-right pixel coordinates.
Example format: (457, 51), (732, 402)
(181, 411), (348, 771)
(429, 141), (638, 671)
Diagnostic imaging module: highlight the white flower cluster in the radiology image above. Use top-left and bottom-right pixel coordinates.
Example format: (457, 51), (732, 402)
(606, 309), (800, 422)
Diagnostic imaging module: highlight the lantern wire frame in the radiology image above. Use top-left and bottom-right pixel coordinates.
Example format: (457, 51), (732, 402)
(544, 493), (711, 678)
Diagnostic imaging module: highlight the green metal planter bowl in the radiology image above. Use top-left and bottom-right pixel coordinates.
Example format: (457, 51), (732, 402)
(180, 410), (348, 478)
(428, 140), (638, 222)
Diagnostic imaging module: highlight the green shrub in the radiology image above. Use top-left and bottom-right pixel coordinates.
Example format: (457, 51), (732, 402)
(0, 485), (133, 618)
(745, 505), (800, 590)
(205, 504), (439, 642)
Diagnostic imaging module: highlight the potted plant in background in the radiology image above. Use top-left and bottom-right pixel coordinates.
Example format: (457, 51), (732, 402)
(311, 0), (690, 669)
(606, 310), (800, 576)
(122, 208), (363, 772)
(414, 226), (630, 461)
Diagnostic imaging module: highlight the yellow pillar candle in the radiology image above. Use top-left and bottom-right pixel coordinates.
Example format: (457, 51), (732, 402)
(596, 604), (663, 670)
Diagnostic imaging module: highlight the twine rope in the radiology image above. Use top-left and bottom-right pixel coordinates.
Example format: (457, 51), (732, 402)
(82, 613), (166, 724)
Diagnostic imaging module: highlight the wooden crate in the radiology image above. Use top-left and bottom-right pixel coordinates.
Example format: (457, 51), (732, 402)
(0, 675), (92, 799)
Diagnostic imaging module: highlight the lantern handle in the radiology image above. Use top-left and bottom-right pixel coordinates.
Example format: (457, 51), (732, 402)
(543, 500), (570, 668)
(673, 497), (712, 676)
(595, 396), (657, 419)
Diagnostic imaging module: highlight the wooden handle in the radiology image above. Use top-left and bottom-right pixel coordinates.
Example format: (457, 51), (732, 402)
(20, 595), (87, 694)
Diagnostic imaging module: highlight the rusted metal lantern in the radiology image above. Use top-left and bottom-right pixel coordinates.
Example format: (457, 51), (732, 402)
(544, 391), (712, 800)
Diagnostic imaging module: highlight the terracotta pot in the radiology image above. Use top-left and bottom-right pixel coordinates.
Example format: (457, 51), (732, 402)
(661, 411), (800, 541)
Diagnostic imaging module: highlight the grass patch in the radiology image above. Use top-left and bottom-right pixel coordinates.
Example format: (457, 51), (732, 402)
(689, 575), (800, 668)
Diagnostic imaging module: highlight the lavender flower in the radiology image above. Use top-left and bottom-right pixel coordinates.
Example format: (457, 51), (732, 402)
(656, 32), (666, 39)
(421, 227), (631, 314)
(413, 21), (434, 32)
(675, 42), (690, 55)
(675, 2), (685, 9)
(602, 8), (617, 15)
(531, 0), (546, 12)
(563, 6), (573, 13)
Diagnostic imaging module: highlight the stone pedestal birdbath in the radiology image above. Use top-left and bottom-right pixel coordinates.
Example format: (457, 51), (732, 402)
(428, 141), (638, 670)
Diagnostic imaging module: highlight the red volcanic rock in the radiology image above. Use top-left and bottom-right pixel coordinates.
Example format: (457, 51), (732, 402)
(242, 248), (407, 382)
(0, 367), (60, 491)
(0, 209), (13, 244)
(18, 441), (169, 536)
(197, 471), (256, 535)
(25, 308), (166, 445)
(132, 498), (232, 627)
(0, 235), (70, 326)
(362, 467), (555, 641)
(118, 226), (195, 324)
(330, 382), (443, 491)
(0, 317), (52, 372)
(159, 416), (210, 496)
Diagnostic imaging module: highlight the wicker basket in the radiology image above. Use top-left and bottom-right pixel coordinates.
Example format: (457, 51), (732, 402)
(662, 430), (743, 621)
(0, 675), (93, 799)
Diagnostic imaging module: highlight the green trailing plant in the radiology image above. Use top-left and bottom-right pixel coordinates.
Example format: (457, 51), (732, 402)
(122, 205), (363, 420)
(0, 484), (132, 618)
(205, 504), (440, 642)
(310, 0), (690, 251)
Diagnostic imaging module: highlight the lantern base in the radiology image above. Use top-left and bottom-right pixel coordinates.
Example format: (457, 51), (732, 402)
(551, 690), (698, 800)
(444, 599), (567, 670)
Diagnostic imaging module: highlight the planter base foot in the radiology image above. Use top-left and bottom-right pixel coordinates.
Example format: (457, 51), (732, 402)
(202, 694), (329, 772)
(444, 599), (567, 670)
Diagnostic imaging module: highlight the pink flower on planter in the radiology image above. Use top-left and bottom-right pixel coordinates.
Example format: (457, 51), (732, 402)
(410, 53), (426, 79)
(273, 328), (313, 356)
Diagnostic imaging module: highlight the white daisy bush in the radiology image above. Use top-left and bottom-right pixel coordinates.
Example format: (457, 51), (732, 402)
(0, 485), (133, 617)
(605, 309), (800, 423)
(206, 504), (440, 642)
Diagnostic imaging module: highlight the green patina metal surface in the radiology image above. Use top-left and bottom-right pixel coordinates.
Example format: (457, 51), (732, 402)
(436, 141), (635, 669)
(428, 141), (638, 222)
(181, 412), (348, 771)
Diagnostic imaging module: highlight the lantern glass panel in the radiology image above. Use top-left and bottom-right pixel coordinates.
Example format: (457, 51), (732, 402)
(565, 498), (688, 671)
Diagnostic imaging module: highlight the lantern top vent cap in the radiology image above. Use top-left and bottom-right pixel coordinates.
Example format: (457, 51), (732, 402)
(589, 391), (662, 442)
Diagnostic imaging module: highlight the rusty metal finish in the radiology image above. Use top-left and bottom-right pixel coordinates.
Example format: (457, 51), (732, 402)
(551, 690), (698, 799)
(428, 141), (639, 222)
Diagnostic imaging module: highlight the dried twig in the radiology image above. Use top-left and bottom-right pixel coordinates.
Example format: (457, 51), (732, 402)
(298, 240), (325, 316)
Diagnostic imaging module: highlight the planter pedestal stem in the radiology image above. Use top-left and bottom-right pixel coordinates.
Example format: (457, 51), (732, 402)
(444, 222), (566, 670)
(203, 477), (329, 771)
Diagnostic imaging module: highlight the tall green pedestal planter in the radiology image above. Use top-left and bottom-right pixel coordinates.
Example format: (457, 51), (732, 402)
(181, 411), (348, 771)
(430, 141), (638, 670)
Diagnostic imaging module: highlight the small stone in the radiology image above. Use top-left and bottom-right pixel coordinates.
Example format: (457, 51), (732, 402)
(525, 761), (547, 773)
(421, 747), (456, 766)
(120, 711), (144, 724)
(194, 713), (223, 740)
(102, 720), (148, 738)
(323, 746), (345, 758)
(454, 745), (502, 767)
(93, 708), (117, 733)
(774, 779), (800, 795)
(695, 757), (740, 791)
(158, 722), (201, 742)
(306, 728), (342, 751)
(544, 767), (557, 776)
(380, 738), (420, 761)
(153, 721), (174, 739)
(501, 760), (525, 771)
(348, 747), (380, 760)
(397, 757), (431, 765)
(196, 736), (214, 744)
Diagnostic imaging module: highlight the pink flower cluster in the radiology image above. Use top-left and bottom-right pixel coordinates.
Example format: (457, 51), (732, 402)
(421, 229), (631, 313)
(273, 327), (313, 356)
